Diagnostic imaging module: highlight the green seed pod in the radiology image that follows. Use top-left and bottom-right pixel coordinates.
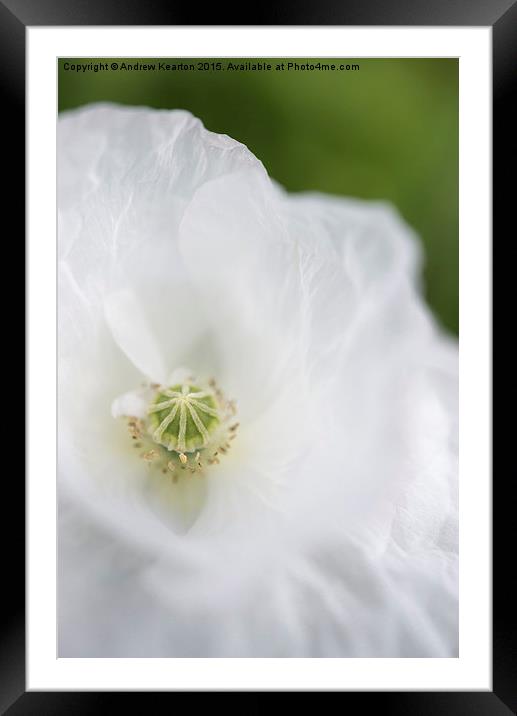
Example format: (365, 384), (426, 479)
(148, 383), (221, 453)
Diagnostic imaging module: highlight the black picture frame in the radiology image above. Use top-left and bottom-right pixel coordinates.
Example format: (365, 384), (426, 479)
(9, 0), (507, 711)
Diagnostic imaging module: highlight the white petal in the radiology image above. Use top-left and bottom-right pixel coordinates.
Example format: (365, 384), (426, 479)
(111, 387), (150, 419)
(179, 167), (304, 420)
(59, 104), (261, 378)
(166, 366), (195, 385)
(104, 290), (167, 383)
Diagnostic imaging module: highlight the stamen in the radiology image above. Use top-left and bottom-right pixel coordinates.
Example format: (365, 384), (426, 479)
(122, 374), (238, 481)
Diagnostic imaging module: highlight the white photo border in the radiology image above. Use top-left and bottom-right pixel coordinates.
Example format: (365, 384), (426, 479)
(27, 26), (491, 691)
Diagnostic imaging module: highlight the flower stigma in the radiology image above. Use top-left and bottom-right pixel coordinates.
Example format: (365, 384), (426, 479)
(123, 376), (238, 482)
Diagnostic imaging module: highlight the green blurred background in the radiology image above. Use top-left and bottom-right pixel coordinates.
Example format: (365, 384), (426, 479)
(59, 58), (458, 335)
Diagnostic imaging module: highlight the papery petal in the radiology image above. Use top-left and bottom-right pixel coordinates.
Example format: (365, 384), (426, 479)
(179, 167), (302, 419)
(104, 290), (167, 383)
(111, 386), (152, 419)
(59, 103), (261, 377)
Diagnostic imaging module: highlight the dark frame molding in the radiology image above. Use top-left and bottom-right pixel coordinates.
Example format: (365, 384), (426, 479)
(11, 1), (507, 712)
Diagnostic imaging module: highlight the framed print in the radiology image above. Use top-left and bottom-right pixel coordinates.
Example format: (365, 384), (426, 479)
(7, 0), (509, 710)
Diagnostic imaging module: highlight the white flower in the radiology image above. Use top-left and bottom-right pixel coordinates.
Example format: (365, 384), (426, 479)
(58, 103), (458, 657)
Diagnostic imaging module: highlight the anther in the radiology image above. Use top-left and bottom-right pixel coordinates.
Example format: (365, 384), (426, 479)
(123, 374), (239, 479)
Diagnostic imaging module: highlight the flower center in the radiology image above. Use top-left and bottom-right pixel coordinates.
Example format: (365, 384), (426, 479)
(124, 376), (238, 480)
(148, 383), (220, 453)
